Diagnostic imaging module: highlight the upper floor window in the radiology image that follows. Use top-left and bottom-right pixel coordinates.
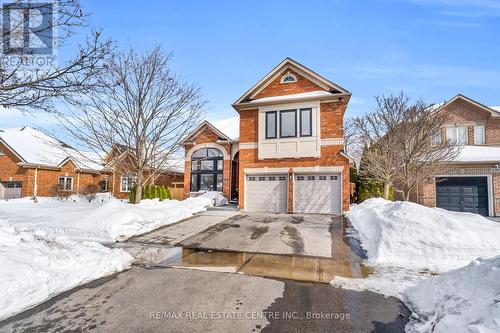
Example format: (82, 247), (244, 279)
(300, 108), (312, 137)
(265, 111), (277, 139)
(0, 149), (4, 155)
(431, 130), (442, 145)
(58, 176), (73, 191)
(474, 125), (485, 145)
(265, 109), (314, 139)
(446, 127), (468, 145)
(280, 73), (297, 84)
(280, 110), (297, 138)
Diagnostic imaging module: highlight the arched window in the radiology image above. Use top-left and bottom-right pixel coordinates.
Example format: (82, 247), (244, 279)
(190, 148), (223, 192)
(280, 73), (297, 84)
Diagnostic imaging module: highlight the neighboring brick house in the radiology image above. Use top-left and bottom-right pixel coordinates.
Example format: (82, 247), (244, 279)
(417, 94), (500, 217)
(182, 58), (353, 214)
(0, 127), (183, 200)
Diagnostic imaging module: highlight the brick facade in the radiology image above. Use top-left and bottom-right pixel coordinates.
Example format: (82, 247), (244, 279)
(253, 69), (327, 99)
(237, 102), (350, 212)
(183, 59), (351, 214)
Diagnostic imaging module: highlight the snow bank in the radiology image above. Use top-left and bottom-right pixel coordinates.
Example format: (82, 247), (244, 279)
(0, 195), (214, 242)
(199, 191), (228, 207)
(347, 198), (500, 271)
(404, 255), (500, 333)
(0, 223), (132, 320)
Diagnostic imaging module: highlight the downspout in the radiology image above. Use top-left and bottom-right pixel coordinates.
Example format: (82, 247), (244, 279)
(33, 166), (39, 203)
(77, 172), (80, 195)
(112, 171), (116, 196)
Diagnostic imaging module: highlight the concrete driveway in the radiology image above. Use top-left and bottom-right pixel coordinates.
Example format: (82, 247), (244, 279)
(0, 210), (411, 332)
(179, 213), (362, 259)
(0, 267), (409, 333)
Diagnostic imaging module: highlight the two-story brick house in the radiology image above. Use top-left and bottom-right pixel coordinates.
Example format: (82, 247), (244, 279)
(418, 94), (500, 216)
(182, 58), (352, 214)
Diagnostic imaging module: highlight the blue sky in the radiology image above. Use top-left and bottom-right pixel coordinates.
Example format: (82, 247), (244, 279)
(3, 0), (500, 134)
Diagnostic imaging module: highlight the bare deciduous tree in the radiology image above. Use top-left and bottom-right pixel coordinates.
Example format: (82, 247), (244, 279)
(353, 92), (461, 201)
(0, 0), (113, 112)
(60, 46), (206, 203)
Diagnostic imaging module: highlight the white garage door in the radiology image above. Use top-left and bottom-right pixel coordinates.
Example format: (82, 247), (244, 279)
(294, 174), (342, 214)
(245, 175), (287, 213)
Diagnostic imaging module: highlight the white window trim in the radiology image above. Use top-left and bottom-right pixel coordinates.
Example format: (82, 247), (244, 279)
(280, 72), (297, 84)
(446, 127), (468, 145)
(474, 125), (485, 145)
(258, 101), (321, 159)
(431, 130), (442, 145)
(101, 178), (109, 192)
(120, 176), (137, 193)
(58, 176), (73, 191)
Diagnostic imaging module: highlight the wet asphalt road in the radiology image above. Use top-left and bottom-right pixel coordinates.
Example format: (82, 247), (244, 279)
(0, 267), (409, 333)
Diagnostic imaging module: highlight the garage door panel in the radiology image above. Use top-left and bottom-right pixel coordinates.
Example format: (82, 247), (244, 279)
(435, 177), (488, 216)
(294, 174), (341, 214)
(246, 175), (287, 213)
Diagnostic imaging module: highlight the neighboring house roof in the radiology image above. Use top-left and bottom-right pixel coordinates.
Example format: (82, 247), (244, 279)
(0, 127), (105, 171)
(444, 94), (500, 118)
(232, 57), (350, 108)
(181, 116), (240, 144)
(451, 145), (500, 163)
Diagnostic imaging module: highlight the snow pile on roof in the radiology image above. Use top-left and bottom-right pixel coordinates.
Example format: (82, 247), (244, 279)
(0, 194), (215, 242)
(451, 145), (500, 163)
(0, 127), (105, 170)
(211, 116), (240, 141)
(346, 198), (500, 272)
(491, 106), (500, 113)
(404, 255), (500, 333)
(0, 223), (132, 320)
(247, 90), (334, 104)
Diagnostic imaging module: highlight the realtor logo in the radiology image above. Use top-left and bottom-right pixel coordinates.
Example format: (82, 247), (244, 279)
(1, 1), (57, 67)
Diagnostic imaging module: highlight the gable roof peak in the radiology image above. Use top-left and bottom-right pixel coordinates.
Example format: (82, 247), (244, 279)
(444, 94), (500, 117)
(232, 58), (350, 108)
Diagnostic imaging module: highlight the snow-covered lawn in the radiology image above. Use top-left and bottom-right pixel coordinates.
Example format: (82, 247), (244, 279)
(0, 193), (215, 242)
(0, 193), (218, 321)
(332, 198), (500, 332)
(0, 224), (132, 321)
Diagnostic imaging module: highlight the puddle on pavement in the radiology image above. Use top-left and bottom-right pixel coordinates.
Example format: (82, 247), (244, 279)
(123, 244), (371, 283)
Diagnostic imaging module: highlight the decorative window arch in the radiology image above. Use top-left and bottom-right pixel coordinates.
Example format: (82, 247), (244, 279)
(280, 72), (297, 84)
(190, 148), (224, 192)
